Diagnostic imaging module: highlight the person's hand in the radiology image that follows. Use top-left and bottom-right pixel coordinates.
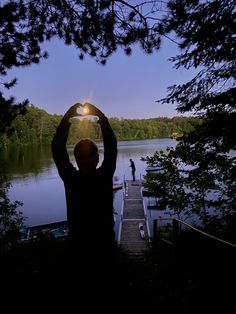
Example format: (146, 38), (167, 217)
(63, 103), (83, 121)
(83, 102), (104, 119)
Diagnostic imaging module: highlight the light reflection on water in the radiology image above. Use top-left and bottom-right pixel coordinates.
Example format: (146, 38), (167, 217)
(2, 139), (177, 237)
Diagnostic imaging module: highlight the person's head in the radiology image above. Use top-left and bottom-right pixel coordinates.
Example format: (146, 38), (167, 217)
(74, 139), (99, 172)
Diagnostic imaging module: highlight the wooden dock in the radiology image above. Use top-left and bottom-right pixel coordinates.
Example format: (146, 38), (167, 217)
(118, 179), (150, 258)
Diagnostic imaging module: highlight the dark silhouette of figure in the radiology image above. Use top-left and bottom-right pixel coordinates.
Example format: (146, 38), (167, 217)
(129, 158), (136, 181)
(51, 103), (118, 287)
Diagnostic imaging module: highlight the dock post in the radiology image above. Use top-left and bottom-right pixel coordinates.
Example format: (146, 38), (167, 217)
(173, 219), (180, 257)
(153, 219), (158, 245)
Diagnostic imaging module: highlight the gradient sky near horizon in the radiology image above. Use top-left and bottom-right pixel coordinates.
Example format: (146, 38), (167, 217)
(4, 38), (197, 119)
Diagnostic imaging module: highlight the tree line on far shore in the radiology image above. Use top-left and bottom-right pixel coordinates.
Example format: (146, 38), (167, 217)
(0, 104), (201, 148)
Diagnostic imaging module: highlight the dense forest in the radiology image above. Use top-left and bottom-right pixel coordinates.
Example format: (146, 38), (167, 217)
(0, 104), (201, 147)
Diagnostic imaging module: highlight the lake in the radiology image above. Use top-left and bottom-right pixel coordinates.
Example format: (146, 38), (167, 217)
(1, 138), (177, 238)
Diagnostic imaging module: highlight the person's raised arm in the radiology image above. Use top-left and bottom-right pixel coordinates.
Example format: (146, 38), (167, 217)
(83, 103), (117, 174)
(51, 103), (83, 179)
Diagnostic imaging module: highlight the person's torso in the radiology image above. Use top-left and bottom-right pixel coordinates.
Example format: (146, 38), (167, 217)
(64, 167), (114, 236)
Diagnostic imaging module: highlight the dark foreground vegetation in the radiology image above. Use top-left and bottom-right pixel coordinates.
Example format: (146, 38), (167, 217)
(2, 232), (236, 313)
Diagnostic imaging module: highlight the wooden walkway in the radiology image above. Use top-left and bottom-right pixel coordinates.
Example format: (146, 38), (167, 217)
(118, 179), (150, 258)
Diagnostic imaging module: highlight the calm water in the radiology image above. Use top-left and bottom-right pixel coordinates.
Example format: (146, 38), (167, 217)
(1, 138), (177, 237)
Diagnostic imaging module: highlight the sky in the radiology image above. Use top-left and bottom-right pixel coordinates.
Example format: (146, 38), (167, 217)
(4, 38), (197, 119)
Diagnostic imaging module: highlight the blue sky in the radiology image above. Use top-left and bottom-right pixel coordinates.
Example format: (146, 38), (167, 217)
(4, 38), (196, 119)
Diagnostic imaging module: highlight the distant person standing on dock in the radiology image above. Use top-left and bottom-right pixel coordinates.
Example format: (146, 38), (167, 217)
(129, 158), (136, 181)
(52, 102), (117, 269)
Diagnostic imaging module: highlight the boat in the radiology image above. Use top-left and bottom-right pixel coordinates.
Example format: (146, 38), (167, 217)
(143, 165), (164, 197)
(19, 220), (68, 242)
(146, 165), (164, 173)
(113, 184), (123, 191)
(142, 188), (156, 197)
(146, 196), (159, 210)
(113, 176), (123, 191)
(19, 177), (123, 242)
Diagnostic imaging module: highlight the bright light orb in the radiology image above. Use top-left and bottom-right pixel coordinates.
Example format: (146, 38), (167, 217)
(83, 107), (89, 115)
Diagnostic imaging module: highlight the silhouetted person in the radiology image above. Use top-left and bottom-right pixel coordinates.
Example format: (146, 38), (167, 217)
(129, 158), (136, 181)
(51, 103), (117, 287)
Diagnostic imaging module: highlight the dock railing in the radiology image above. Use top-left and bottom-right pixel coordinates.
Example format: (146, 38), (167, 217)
(153, 217), (236, 249)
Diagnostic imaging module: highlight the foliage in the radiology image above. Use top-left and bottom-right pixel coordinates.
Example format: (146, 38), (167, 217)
(1, 1), (234, 144)
(0, 0), (166, 124)
(142, 0), (236, 237)
(0, 93), (28, 140)
(142, 146), (236, 234)
(1, 0), (164, 75)
(0, 104), (201, 146)
(157, 0), (236, 151)
(0, 173), (24, 252)
(142, 148), (191, 220)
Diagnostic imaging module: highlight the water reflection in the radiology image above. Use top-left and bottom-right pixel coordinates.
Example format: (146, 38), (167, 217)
(1, 139), (177, 229)
(0, 145), (53, 180)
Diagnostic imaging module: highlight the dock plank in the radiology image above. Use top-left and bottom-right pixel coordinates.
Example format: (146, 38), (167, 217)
(119, 180), (149, 256)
